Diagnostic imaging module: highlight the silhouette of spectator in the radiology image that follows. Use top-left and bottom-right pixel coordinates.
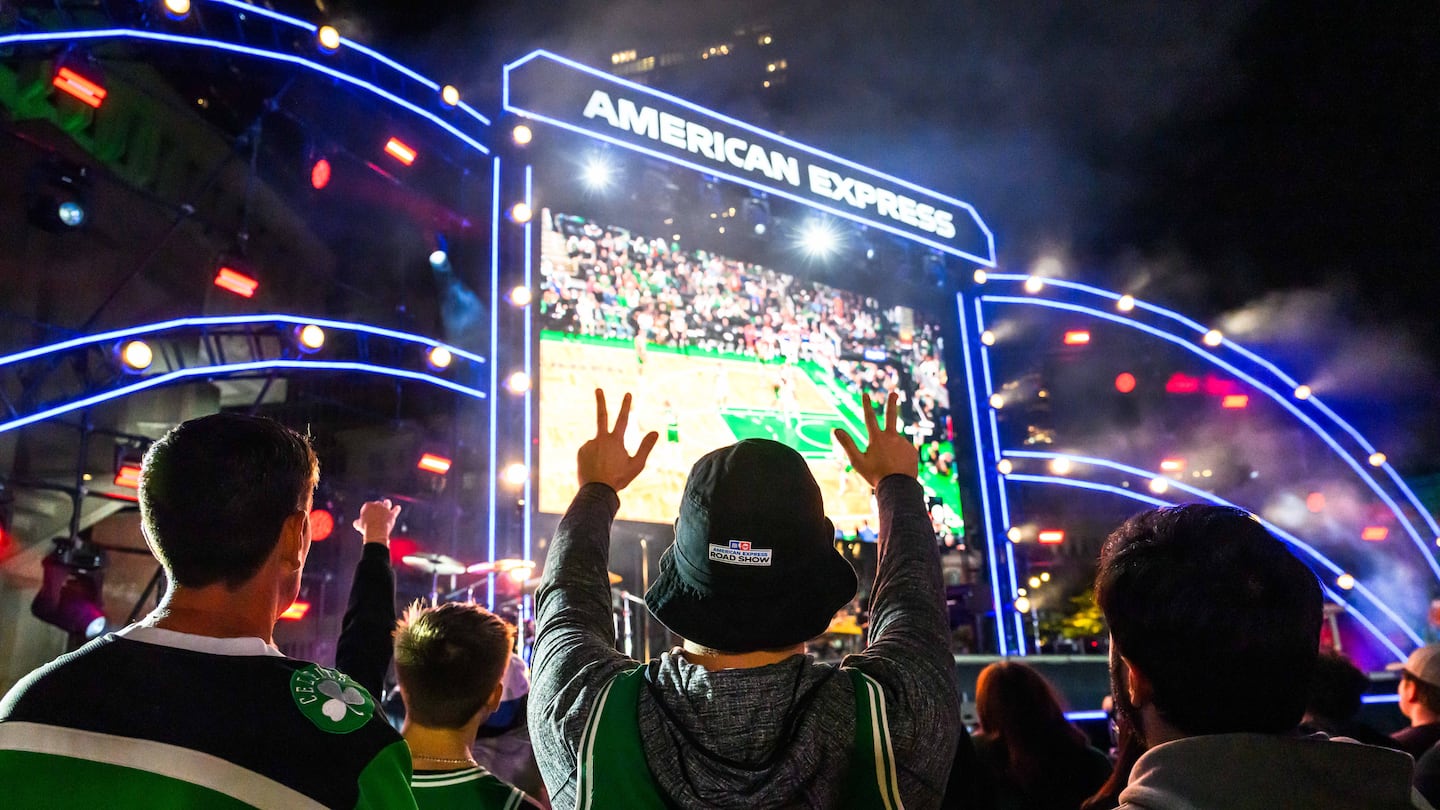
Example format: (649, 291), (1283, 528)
(1300, 650), (1398, 748)
(337, 498), (545, 809)
(970, 661), (1109, 810)
(1097, 504), (1422, 808)
(394, 602), (543, 809)
(0, 414), (415, 808)
(1391, 644), (1440, 759)
(530, 390), (960, 808)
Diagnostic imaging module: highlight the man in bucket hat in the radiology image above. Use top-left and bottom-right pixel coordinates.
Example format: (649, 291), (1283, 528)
(529, 390), (960, 808)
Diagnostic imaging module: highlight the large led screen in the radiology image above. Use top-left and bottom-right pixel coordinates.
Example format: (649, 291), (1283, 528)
(537, 209), (962, 538)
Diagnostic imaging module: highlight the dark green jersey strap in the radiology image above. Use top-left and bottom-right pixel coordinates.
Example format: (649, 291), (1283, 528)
(574, 666), (670, 810)
(574, 665), (903, 810)
(845, 668), (905, 810)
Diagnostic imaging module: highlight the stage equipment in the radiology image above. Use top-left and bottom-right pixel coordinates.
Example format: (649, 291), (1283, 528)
(32, 539), (107, 638)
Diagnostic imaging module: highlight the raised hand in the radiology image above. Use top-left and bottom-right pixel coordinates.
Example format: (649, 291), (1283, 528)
(577, 389), (658, 492)
(833, 392), (919, 487)
(352, 499), (401, 546)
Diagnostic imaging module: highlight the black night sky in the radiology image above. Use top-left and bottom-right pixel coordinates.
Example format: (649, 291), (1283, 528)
(310, 0), (1439, 458)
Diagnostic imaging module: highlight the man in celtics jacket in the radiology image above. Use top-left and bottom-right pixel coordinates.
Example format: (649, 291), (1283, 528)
(0, 413), (416, 809)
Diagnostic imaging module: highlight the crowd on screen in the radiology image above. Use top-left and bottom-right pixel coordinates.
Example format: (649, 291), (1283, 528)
(538, 213), (951, 437)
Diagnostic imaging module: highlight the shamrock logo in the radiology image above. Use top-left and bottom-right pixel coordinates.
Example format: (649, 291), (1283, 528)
(291, 664), (375, 734)
(319, 677), (367, 722)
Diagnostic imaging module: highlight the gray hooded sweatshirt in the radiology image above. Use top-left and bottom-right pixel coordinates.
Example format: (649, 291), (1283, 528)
(529, 476), (961, 809)
(1119, 732), (1433, 810)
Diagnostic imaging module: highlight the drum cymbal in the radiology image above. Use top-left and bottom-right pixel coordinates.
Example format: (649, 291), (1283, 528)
(465, 558), (538, 575)
(521, 571), (622, 592)
(401, 553), (469, 576)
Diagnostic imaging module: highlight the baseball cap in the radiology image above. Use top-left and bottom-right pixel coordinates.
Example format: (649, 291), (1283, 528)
(1388, 643), (1440, 688)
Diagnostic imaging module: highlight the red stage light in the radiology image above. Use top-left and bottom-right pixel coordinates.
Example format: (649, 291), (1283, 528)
(53, 67), (106, 108)
(388, 537), (419, 565)
(1306, 492), (1326, 513)
(1362, 526), (1389, 542)
(1165, 373), (1200, 394)
(1203, 375), (1242, 397)
(279, 601), (311, 620)
(1062, 330), (1091, 345)
(1038, 530), (1065, 544)
(309, 509), (334, 541)
(1114, 372), (1137, 394)
(1221, 394), (1249, 409)
(114, 464), (142, 489)
(384, 138), (417, 166)
(1159, 458), (1186, 472)
(213, 267), (259, 298)
(310, 158), (332, 190)
(417, 453), (452, 474)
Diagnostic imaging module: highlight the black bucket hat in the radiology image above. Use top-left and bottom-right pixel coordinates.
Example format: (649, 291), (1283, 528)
(645, 439), (858, 652)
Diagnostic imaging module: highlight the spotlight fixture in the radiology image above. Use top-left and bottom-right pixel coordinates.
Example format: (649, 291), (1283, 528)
(509, 202), (533, 223)
(296, 324), (325, 352)
(1202, 329), (1224, 347)
(1037, 529), (1065, 545)
(512, 124), (533, 145)
(309, 509), (335, 541)
(113, 463), (142, 489)
(1023, 276), (1044, 294)
(1148, 478), (1169, 494)
(973, 270), (988, 284)
(506, 370), (531, 393)
(1114, 372), (1137, 394)
(996, 458), (1013, 475)
(428, 249), (449, 269)
(213, 266), (259, 298)
(162, 0), (192, 19)
(53, 66), (107, 108)
(1013, 596), (1032, 614)
(581, 157), (613, 190)
(1062, 330), (1090, 346)
(1117, 294), (1136, 312)
(310, 157), (332, 190)
(988, 394), (1004, 409)
(1006, 527), (1022, 543)
(417, 453), (452, 475)
(317, 25), (341, 51)
(118, 340), (153, 371)
(26, 157), (92, 232)
(384, 137), (417, 166)
(440, 84), (460, 106)
(502, 463), (528, 487)
(32, 539), (107, 638)
(797, 219), (840, 259)
(1048, 457), (1073, 475)
(1368, 452), (1387, 467)
(980, 331), (996, 346)
(1294, 385), (1313, 400)
(427, 346), (453, 370)
(1336, 573), (1356, 591)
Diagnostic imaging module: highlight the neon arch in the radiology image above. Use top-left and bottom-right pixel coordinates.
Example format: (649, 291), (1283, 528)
(960, 278), (1438, 659)
(1005, 472), (1410, 662)
(1004, 452), (1422, 652)
(0, 316), (486, 436)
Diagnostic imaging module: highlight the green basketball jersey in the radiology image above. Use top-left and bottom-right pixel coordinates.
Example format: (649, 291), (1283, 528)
(412, 766), (540, 810)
